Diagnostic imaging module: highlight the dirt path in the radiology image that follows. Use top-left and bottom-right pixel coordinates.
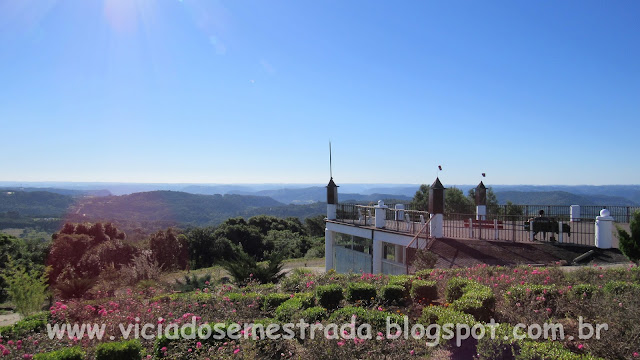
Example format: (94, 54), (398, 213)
(0, 313), (21, 327)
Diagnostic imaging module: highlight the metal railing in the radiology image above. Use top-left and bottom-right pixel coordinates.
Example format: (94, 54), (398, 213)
(443, 213), (597, 246)
(335, 203), (430, 236)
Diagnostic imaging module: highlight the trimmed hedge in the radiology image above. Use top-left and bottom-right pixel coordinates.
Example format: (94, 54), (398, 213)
(420, 306), (476, 328)
(315, 284), (344, 309)
(445, 277), (476, 303)
(517, 340), (603, 360)
(447, 279), (495, 322)
(95, 339), (143, 360)
(300, 306), (328, 323)
(33, 346), (85, 360)
(262, 293), (291, 311)
(410, 280), (438, 303)
(380, 284), (406, 305)
(388, 274), (413, 292)
(345, 282), (377, 303)
(275, 293), (315, 321)
(226, 292), (261, 304)
(329, 306), (404, 331)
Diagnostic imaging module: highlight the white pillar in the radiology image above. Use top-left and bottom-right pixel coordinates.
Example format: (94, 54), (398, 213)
(374, 200), (388, 228)
(430, 213), (444, 238)
(395, 244), (404, 264)
(476, 205), (487, 220)
(595, 209), (614, 249)
(327, 204), (337, 220)
(395, 204), (405, 221)
(558, 221), (563, 243)
(570, 205), (580, 222)
(325, 228), (334, 271)
(372, 237), (382, 274)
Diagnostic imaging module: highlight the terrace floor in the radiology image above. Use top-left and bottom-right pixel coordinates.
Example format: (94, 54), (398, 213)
(428, 237), (628, 268)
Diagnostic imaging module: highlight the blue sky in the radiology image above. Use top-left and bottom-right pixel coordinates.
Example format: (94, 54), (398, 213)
(0, 0), (638, 185)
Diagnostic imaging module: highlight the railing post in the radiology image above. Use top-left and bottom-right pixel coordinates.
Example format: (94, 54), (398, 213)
(469, 217), (473, 238)
(558, 221), (563, 244)
(529, 220), (535, 241)
(595, 209), (614, 249)
(494, 219), (499, 240)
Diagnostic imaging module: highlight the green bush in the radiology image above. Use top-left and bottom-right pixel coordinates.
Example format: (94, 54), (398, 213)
(448, 280), (495, 322)
(33, 346), (85, 360)
(388, 274), (413, 292)
(475, 323), (524, 360)
(300, 306), (328, 323)
(410, 279), (437, 303)
(445, 277), (475, 303)
(262, 293), (291, 311)
(567, 284), (601, 300)
(226, 292), (261, 304)
(517, 340), (602, 360)
(617, 210), (640, 263)
(275, 293), (315, 321)
(315, 284), (344, 309)
(329, 306), (404, 331)
(603, 280), (640, 295)
(0, 311), (48, 339)
(380, 284), (406, 305)
(95, 339), (143, 360)
(345, 282), (377, 303)
(420, 306), (476, 328)
(174, 273), (212, 292)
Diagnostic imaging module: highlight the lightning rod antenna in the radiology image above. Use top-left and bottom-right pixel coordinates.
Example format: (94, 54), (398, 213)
(329, 141), (333, 179)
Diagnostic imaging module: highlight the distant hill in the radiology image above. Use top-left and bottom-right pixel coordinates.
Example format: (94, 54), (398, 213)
(495, 191), (639, 206)
(0, 187), (111, 197)
(224, 186), (411, 204)
(0, 191), (74, 216)
(68, 191), (284, 225)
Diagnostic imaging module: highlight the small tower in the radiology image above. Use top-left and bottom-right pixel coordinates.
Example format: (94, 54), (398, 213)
(326, 178), (338, 220)
(429, 177), (445, 215)
(476, 181), (487, 220)
(428, 177), (445, 238)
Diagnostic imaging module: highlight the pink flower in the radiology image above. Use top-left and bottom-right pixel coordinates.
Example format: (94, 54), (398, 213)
(234, 348), (241, 354)
(578, 344), (584, 349)
(633, 352), (639, 358)
(410, 350), (415, 355)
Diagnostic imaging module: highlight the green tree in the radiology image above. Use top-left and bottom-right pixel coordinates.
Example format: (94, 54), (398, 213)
(213, 218), (265, 259)
(446, 187), (474, 214)
(305, 215), (326, 237)
(264, 230), (309, 259)
(618, 211), (640, 263)
(1, 257), (49, 316)
(411, 184), (430, 211)
(149, 228), (188, 270)
(185, 226), (237, 269)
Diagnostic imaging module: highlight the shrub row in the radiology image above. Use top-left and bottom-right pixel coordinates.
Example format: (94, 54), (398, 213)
(275, 292), (315, 321)
(315, 284), (343, 309)
(410, 280), (437, 303)
(345, 282), (377, 303)
(447, 279), (495, 322)
(0, 312), (49, 339)
(476, 322), (603, 360)
(328, 306), (404, 331)
(33, 346), (85, 360)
